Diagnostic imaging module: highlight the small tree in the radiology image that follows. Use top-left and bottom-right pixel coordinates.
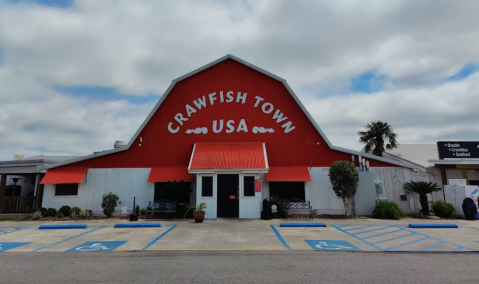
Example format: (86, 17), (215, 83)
(328, 161), (359, 217)
(403, 181), (441, 216)
(101, 192), (119, 218)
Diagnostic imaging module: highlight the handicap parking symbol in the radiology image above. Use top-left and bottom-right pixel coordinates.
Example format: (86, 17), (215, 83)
(305, 240), (360, 251)
(66, 241), (127, 252)
(0, 242), (31, 252)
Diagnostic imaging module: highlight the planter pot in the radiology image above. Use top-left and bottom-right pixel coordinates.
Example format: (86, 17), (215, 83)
(193, 211), (205, 223)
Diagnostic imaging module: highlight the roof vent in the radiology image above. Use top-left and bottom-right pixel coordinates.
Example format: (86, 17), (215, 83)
(114, 141), (125, 149)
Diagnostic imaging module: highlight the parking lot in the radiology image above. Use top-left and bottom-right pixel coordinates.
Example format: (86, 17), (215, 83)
(1, 219), (479, 253)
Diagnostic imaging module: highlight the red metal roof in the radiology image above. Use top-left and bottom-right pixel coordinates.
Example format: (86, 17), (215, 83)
(265, 167), (311, 182)
(40, 167), (88, 184)
(148, 168), (194, 182)
(189, 143), (267, 170)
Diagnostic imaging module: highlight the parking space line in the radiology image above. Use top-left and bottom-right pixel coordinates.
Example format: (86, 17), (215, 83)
(461, 225), (479, 231)
(270, 225), (291, 250)
(373, 233), (415, 244)
(384, 237), (429, 251)
(343, 225), (373, 232)
(0, 227), (34, 235)
(32, 226), (107, 252)
(355, 226), (393, 235)
(364, 229), (402, 239)
(142, 225), (177, 250)
(420, 241), (445, 251)
(333, 225), (476, 252)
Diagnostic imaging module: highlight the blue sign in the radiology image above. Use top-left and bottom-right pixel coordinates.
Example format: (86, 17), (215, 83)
(66, 241), (127, 252)
(305, 240), (360, 251)
(0, 242), (31, 252)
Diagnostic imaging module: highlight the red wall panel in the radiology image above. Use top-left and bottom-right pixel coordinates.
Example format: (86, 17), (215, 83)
(63, 59), (398, 169)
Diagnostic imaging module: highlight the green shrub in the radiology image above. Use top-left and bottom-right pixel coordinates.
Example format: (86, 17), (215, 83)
(135, 205), (140, 214)
(269, 195), (291, 219)
(372, 201), (402, 220)
(58, 213), (64, 218)
(32, 211), (42, 220)
(140, 208), (147, 215)
(44, 208), (57, 217)
(408, 211), (424, 219)
(432, 200), (455, 218)
(58, 205), (72, 217)
(71, 207), (81, 217)
(79, 209), (91, 219)
(37, 207), (47, 215)
(101, 192), (119, 217)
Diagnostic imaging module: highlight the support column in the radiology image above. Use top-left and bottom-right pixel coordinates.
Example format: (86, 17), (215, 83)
(439, 166), (447, 200)
(0, 174), (6, 213)
(35, 174), (44, 209)
(461, 169), (470, 185)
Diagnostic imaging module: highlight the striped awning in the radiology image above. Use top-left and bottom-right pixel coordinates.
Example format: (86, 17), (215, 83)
(188, 143), (268, 171)
(265, 167), (311, 182)
(40, 167), (88, 184)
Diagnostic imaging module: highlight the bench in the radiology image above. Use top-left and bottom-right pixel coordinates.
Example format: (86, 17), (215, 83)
(286, 199), (313, 220)
(146, 199), (177, 220)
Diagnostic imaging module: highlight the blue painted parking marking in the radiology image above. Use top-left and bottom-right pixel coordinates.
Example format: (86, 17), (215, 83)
(32, 226), (107, 252)
(306, 240), (360, 251)
(462, 226), (479, 231)
(333, 225), (475, 252)
(142, 225), (177, 250)
(270, 225), (291, 250)
(343, 225), (373, 232)
(0, 227), (34, 235)
(0, 242), (31, 252)
(66, 241), (127, 252)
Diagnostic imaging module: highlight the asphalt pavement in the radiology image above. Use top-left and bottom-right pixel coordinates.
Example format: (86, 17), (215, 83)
(1, 251), (479, 283)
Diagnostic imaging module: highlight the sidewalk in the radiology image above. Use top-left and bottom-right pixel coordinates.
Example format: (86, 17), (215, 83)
(0, 218), (478, 252)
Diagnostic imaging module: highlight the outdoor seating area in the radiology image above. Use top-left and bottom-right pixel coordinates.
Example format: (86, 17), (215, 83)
(286, 199), (313, 220)
(145, 199), (177, 220)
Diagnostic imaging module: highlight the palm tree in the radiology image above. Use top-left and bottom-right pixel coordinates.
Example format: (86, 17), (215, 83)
(403, 181), (442, 216)
(358, 121), (398, 157)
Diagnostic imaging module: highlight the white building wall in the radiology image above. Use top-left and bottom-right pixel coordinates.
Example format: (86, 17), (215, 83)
(306, 167), (345, 214)
(42, 168), (154, 216)
(372, 167), (419, 213)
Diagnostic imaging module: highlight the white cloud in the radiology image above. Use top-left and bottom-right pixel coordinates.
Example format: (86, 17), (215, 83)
(0, 0), (478, 160)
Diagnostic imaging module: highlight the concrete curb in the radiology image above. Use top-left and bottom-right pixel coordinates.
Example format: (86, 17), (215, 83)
(114, 223), (162, 228)
(280, 223), (327, 227)
(39, 224), (88, 229)
(408, 224), (458, 228)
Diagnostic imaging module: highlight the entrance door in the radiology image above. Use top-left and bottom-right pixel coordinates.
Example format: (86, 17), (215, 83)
(217, 174), (239, 218)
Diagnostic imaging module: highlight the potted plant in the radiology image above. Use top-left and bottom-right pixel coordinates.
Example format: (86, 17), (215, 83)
(193, 202), (207, 223)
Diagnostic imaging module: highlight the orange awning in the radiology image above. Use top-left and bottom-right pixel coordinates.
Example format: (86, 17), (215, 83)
(40, 167), (88, 184)
(189, 143), (268, 171)
(148, 168), (193, 182)
(265, 167), (311, 182)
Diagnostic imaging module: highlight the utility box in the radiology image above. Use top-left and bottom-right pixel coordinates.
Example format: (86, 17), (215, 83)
(375, 182), (384, 194)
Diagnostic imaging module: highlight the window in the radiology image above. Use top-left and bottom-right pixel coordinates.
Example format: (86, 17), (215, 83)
(154, 181), (191, 203)
(55, 184), (78, 196)
(269, 182), (305, 200)
(244, 176), (255, 196)
(202, 176), (213, 197)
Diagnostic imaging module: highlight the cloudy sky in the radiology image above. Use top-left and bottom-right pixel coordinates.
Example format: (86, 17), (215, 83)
(1, 0), (478, 161)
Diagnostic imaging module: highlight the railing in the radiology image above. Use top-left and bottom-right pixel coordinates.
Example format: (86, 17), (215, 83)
(2, 196), (36, 213)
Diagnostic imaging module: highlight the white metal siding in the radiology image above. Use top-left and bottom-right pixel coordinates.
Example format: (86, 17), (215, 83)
(42, 168), (153, 216)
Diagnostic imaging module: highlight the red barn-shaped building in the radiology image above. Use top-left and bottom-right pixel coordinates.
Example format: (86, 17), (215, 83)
(41, 55), (412, 218)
